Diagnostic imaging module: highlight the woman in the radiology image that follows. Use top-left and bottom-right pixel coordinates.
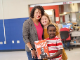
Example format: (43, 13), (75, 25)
(40, 13), (68, 60)
(23, 6), (44, 60)
(40, 13), (60, 39)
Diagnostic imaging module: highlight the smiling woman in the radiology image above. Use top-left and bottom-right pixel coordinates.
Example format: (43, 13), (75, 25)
(23, 6), (44, 60)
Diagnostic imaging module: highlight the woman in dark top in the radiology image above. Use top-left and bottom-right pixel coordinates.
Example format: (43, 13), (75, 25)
(23, 6), (44, 60)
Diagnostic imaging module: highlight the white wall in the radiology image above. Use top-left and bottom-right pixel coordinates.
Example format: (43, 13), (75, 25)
(3, 0), (28, 19)
(0, 0), (3, 19)
(0, 0), (75, 19)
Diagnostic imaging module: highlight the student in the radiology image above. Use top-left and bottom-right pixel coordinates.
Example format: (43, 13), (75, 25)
(45, 24), (63, 60)
(40, 13), (67, 60)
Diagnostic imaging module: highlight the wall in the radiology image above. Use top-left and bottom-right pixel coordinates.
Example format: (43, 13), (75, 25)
(0, 0), (3, 19)
(1, 0), (74, 19)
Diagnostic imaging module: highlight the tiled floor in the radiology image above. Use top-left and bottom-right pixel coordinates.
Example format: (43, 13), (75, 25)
(0, 51), (28, 60)
(0, 47), (80, 60)
(65, 47), (80, 60)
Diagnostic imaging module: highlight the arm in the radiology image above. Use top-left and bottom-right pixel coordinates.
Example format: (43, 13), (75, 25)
(69, 25), (72, 30)
(47, 49), (62, 59)
(23, 20), (37, 58)
(23, 20), (32, 49)
(26, 43), (37, 58)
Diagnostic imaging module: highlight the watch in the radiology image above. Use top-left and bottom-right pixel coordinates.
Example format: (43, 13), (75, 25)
(30, 48), (34, 50)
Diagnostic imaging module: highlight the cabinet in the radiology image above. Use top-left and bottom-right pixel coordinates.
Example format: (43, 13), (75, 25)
(0, 17), (28, 50)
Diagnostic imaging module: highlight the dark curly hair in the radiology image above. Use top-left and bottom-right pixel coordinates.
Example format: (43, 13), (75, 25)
(30, 6), (44, 18)
(47, 24), (56, 30)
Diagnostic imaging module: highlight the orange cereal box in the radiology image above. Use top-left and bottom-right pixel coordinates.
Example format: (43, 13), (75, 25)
(34, 40), (49, 59)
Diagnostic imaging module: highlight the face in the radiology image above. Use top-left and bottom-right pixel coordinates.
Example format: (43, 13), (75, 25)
(47, 27), (56, 39)
(34, 9), (41, 20)
(41, 16), (49, 26)
(41, 48), (44, 53)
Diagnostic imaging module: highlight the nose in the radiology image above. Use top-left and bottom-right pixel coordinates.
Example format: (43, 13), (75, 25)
(51, 31), (55, 34)
(37, 12), (41, 15)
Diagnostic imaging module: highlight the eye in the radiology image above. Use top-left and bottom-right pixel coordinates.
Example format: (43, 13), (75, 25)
(35, 12), (38, 14)
(42, 18), (45, 20)
(50, 30), (52, 32)
(41, 19), (43, 20)
(53, 30), (56, 32)
(45, 18), (46, 20)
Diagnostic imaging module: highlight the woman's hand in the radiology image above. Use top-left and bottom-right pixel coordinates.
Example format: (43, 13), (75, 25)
(31, 50), (37, 59)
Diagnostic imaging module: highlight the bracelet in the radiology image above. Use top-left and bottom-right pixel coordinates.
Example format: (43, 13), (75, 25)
(30, 48), (34, 50)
